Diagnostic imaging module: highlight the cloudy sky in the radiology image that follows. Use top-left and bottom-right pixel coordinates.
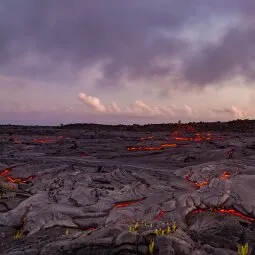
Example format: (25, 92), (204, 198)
(1, 0), (255, 125)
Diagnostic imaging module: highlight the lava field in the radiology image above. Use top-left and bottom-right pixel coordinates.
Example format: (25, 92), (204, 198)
(0, 122), (255, 255)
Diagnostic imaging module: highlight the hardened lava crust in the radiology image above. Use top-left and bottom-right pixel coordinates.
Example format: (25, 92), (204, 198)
(0, 120), (255, 255)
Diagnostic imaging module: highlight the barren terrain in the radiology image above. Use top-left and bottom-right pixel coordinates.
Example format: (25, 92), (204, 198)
(0, 121), (255, 255)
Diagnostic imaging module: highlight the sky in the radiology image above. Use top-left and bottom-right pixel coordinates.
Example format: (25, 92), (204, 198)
(1, 0), (255, 125)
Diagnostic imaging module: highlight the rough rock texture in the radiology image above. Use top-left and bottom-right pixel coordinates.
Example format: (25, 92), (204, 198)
(0, 123), (255, 254)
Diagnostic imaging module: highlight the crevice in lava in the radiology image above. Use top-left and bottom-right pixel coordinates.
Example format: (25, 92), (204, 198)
(0, 168), (47, 185)
(184, 171), (232, 189)
(113, 197), (146, 209)
(186, 207), (255, 222)
(126, 143), (178, 152)
(154, 210), (168, 220)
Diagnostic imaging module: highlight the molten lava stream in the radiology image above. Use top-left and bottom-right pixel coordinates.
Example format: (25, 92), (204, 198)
(113, 198), (145, 209)
(126, 146), (163, 152)
(184, 171), (231, 189)
(33, 138), (53, 144)
(140, 136), (154, 141)
(126, 143), (178, 152)
(189, 208), (254, 222)
(0, 168), (36, 184)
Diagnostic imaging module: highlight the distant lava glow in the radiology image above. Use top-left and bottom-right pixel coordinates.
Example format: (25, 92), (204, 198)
(172, 125), (212, 142)
(33, 137), (53, 144)
(33, 136), (63, 144)
(113, 198), (145, 209)
(127, 145), (163, 152)
(189, 208), (254, 222)
(126, 143), (178, 152)
(140, 136), (154, 141)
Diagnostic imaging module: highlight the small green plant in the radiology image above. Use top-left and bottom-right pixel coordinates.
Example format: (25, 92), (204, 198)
(148, 238), (155, 255)
(14, 230), (24, 239)
(237, 243), (252, 255)
(65, 228), (83, 236)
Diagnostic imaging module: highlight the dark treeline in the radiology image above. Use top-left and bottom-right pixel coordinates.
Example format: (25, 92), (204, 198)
(0, 119), (254, 133)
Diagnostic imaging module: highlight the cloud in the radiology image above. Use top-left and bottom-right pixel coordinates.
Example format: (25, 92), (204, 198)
(209, 105), (246, 119)
(78, 92), (200, 118)
(78, 92), (106, 112)
(1, 0), (255, 89)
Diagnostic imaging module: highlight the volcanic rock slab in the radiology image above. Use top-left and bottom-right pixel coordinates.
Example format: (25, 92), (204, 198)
(0, 124), (255, 254)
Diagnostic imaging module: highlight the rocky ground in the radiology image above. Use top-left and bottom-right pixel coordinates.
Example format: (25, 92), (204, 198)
(0, 123), (255, 255)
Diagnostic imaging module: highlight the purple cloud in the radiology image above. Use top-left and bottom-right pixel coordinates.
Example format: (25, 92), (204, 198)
(0, 0), (255, 88)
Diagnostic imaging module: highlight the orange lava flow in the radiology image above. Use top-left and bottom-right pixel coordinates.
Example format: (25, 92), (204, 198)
(127, 146), (163, 152)
(113, 198), (145, 209)
(185, 171), (231, 189)
(33, 138), (53, 144)
(190, 208), (254, 222)
(33, 136), (63, 144)
(0, 169), (35, 184)
(140, 136), (154, 141)
(127, 143), (178, 152)
(173, 132), (212, 142)
(184, 174), (209, 188)
(172, 125), (215, 142)
(220, 171), (231, 180)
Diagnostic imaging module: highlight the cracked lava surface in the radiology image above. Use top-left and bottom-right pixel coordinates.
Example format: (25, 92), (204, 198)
(0, 124), (255, 254)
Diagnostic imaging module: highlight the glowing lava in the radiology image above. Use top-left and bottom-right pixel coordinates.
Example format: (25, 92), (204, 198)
(127, 146), (163, 152)
(140, 136), (154, 141)
(0, 168), (36, 184)
(126, 143), (178, 152)
(220, 171), (231, 180)
(33, 137), (53, 144)
(189, 208), (254, 222)
(155, 210), (167, 220)
(172, 126), (212, 142)
(33, 136), (63, 144)
(184, 171), (231, 189)
(184, 173), (209, 189)
(113, 198), (145, 209)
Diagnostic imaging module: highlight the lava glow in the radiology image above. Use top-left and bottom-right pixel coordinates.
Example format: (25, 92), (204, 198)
(185, 171), (231, 189)
(33, 136), (63, 144)
(171, 125), (221, 143)
(113, 198), (145, 209)
(140, 136), (154, 141)
(33, 137), (53, 144)
(127, 145), (163, 152)
(220, 171), (231, 180)
(126, 143), (178, 152)
(0, 168), (35, 184)
(184, 173), (209, 188)
(155, 210), (167, 220)
(190, 208), (254, 222)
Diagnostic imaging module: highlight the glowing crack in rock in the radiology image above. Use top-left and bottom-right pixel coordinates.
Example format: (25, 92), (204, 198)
(33, 136), (63, 144)
(184, 171), (231, 189)
(188, 208), (254, 222)
(140, 136), (154, 141)
(154, 210), (168, 220)
(126, 143), (178, 152)
(171, 125), (223, 143)
(0, 168), (47, 184)
(127, 146), (163, 152)
(113, 198), (146, 209)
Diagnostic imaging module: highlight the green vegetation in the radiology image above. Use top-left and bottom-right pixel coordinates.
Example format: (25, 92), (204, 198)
(14, 230), (24, 239)
(237, 243), (252, 255)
